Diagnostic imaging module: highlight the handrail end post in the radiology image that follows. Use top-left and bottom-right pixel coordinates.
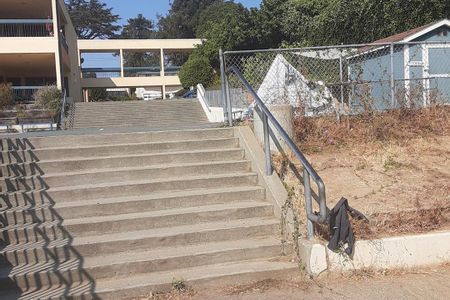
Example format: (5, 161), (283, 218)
(262, 113), (273, 175)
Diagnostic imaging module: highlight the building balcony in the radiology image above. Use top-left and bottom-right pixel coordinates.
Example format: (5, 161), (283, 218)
(11, 86), (45, 104)
(81, 67), (181, 79)
(0, 19), (54, 37)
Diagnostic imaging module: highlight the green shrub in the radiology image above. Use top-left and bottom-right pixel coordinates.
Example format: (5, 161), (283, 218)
(89, 88), (108, 102)
(179, 54), (214, 88)
(34, 85), (63, 115)
(0, 83), (14, 110)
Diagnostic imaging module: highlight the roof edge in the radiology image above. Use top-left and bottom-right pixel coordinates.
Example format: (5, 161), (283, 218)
(403, 19), (450, 42)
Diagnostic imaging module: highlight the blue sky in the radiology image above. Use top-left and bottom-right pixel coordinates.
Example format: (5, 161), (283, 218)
(104, 0), (262, 25)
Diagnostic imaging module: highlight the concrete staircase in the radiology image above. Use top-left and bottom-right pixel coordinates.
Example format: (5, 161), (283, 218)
(71, 100), (210, 130)
(0, 128), (297, 299)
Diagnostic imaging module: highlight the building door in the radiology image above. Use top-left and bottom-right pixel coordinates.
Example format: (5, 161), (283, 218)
(424, 44), (450, 105)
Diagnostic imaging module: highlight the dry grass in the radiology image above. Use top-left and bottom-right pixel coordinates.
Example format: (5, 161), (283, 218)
(294, 105), (450, 154)
(273, 105), (450, 239)
(223, 278), (310, 296)
(132, 287), (197, 300)
(352, 204), (450, 240)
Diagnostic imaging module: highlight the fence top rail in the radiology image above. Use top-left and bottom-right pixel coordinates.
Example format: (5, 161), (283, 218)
(223, 41), (450, 55)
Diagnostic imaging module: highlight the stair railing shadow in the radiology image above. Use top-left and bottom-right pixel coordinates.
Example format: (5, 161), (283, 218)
(1, 137), (97, 299)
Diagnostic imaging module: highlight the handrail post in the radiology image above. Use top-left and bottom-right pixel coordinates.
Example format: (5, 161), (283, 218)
(262, 112), (273, 175)
(224, 74), (233, 126)
(219, 49), (231, 125)
(304, 169), (315, 239)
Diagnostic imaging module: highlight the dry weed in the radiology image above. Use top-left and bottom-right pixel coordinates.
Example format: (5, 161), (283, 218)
(294, 106), (450, 154)
(223, 278), (310, 296)
(132, 287), (197, 300)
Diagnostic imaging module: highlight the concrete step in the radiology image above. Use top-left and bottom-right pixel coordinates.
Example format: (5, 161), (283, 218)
(3, 160), (251, 191)
(95, 258), (297, 299)
(0, 137), (239, 164)
(2, 186), (266, 220)
(1, 148), (245, 176)
(70, 122), (212, 129)
(0, 258), (297, 299)
(73, 100), (201, 107)
(0, 238), (289, 290)
(2, 201), (274, 241)
(70, 123), (211, 130)
(72, 118), (207, 123)
(1, 218), (280, 263)
(72, 100), (209, 129)
(82, 238), (290, 280)
(5, 173), (258, 207)
(1, 128), (233, 150)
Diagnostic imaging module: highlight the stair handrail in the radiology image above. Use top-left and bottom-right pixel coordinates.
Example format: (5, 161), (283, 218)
(60, 90), (67, 129)
(226, 65), (328, 236)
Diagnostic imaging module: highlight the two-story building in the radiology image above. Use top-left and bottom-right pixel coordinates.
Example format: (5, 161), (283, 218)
(0, 0), (81, 103)
(0, 0), (201, 103)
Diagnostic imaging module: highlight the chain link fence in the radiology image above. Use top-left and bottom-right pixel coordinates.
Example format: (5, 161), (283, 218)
(220, 42), (450, 239)
(223, 42), (450, 120)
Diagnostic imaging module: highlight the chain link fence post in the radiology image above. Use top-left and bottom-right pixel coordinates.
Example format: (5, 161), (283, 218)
(390, 43), (396, 108)
(219, 49), (230, 124)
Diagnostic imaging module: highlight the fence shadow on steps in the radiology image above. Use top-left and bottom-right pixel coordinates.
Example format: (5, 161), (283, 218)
(0, 138), (97, 299)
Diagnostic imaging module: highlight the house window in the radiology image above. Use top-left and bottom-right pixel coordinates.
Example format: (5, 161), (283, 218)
(438, 30), (448, 37)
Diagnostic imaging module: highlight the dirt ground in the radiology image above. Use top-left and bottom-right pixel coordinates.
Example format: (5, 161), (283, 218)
(309, 135), (450, 214)
(139, 264), (450, 300)
(274, 134), (450, 238)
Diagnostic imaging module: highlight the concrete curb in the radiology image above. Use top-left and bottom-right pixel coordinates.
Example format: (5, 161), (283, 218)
(297, 231), (450, 276)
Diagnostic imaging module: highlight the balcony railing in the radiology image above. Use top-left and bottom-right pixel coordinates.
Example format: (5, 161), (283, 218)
(124, 67), (161, 77)
(12, 86), (42, 103)
(81, 68), (121, 78)
(164, 66), (182, 76)
(81, 66), (182, 78)
(0, 19), (54, 37)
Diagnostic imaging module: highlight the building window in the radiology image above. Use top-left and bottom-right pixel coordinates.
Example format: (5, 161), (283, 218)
(438, 30), (448, 37)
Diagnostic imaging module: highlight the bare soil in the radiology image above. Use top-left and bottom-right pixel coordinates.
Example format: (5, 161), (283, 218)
(274, 106), (450, 238)
(310, 135), (450, 239)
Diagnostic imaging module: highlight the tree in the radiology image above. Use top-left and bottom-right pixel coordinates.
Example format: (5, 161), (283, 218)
(157, 0), (218, 38)
(251, 0), (290, 48)
(120, 14), (158, 70)
(65, 0), (120, 39)
(89, 88), (108, 102)
(178, 54), (214, 88)
(121, 14), (155, 39)
(279, 0), (450, 46)
(195, 1), (253, 67)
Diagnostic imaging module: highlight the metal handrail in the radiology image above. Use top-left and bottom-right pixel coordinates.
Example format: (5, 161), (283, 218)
(225, 65), (328, 236)
(60, 91), (67, 128)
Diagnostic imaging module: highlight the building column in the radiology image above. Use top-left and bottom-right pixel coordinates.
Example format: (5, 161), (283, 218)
(120, 49), (124, 77)
(161, 85), (166, 100)
(160, 48), (165, 77)
(160, 49), (166, 99)
(83, 89), (89, 102)
(52, 0), (62, 89)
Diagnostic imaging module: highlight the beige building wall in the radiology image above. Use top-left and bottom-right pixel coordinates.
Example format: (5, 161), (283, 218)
(0, 0), (81, 102)
(57, 0), (82, 102)
(1, 0), (201, 103)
